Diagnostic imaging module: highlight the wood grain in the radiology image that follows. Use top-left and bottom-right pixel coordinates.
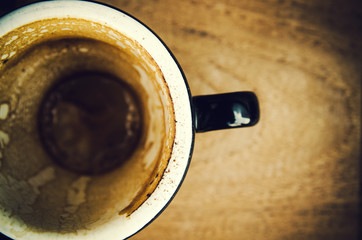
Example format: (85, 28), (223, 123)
(4, 0), (361, 239)
(100, 1), (360, 239)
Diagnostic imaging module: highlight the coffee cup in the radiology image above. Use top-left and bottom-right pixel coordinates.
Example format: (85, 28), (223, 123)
(0, 1), (259, 239)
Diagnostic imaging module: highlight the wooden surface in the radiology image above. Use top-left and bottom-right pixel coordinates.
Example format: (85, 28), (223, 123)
(4, 0), (362, 239)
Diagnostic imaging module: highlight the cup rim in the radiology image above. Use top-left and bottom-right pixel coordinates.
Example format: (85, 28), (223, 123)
(0, 1), (194, 239)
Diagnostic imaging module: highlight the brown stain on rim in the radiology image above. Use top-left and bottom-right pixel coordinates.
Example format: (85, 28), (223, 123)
(118, 147), (174, 217)
(118, 125), (176, 217)
(118, 73), (177, 217)
(118, 64), (177, 217)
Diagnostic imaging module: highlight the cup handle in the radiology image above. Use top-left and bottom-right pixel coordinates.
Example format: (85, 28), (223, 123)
(193, 92), (260, 133)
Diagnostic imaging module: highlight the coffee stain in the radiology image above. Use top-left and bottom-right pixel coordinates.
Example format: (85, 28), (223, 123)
(1, 53), (9, 60)
(118, 150), (170, 217)
(0, 131), (8, 167)
(0, 16), (178, 234)
(28, 167), (55, 194)
(117, 60), (176, 217)
(65, 176), (91, 213)
(0, 167), (55, 216)
(0, 174), (36, 215)
(57, 176), (91, 231)
(0, 103), (9, 163)
(0, 130), (9, 148)
(5, 35), (18, 46)
(8, 51), (16, 58)
(0, 103), (9, 120)
(118, 132), (175, 217)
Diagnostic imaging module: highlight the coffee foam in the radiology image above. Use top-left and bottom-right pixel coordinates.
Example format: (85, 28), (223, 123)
(0, 18), (175, 233)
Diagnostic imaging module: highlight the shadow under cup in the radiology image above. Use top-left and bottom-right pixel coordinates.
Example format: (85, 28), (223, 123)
(0, 17), (176, 233)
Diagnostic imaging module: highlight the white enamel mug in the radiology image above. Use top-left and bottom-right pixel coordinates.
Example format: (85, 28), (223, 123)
(0, 1), (259, 239)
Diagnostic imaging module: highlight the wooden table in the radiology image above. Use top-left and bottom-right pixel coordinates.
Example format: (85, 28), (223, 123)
(4, 0), (362, 239)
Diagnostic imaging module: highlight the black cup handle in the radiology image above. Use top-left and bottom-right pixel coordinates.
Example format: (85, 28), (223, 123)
(193, 92), (259, 133)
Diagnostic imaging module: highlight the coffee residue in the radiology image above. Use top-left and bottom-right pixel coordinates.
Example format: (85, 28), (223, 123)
(38, 71), (143, 175)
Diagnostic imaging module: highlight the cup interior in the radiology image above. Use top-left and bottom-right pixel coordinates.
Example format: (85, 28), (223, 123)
(0, 11), (175, 238)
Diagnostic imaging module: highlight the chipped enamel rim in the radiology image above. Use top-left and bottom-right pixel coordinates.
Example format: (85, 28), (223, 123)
(0, 1), (194, 239)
